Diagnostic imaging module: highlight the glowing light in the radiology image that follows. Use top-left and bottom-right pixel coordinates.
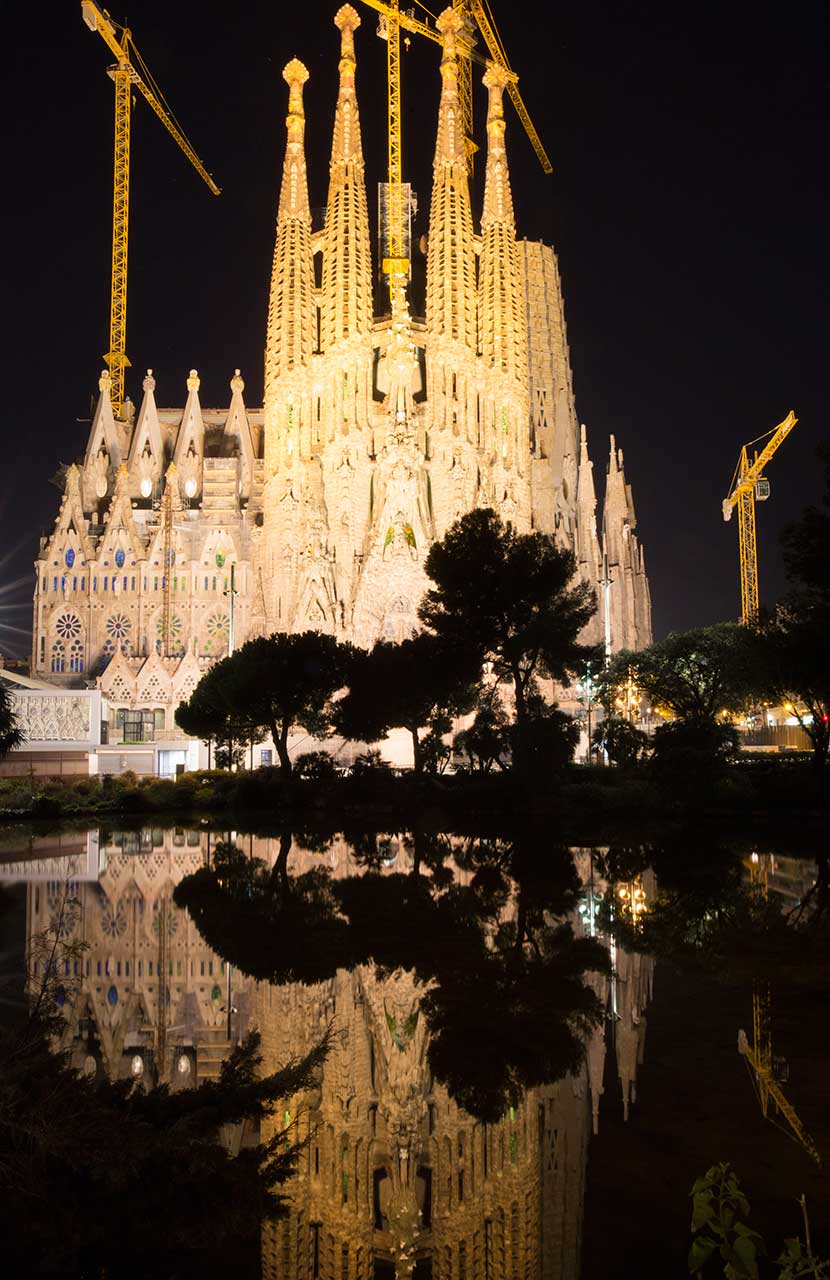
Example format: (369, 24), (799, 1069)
(184, 477), (197, 498)
(140, 477), (152, 497)
(131, 1054), (144, 1077)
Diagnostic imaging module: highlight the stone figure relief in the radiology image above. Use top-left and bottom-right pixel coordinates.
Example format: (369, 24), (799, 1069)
(15, 694), (91, 742)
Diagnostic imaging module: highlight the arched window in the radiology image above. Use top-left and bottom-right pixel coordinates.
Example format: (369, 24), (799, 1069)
(51, 642), (65, 673)
(68, 641), (84, 673)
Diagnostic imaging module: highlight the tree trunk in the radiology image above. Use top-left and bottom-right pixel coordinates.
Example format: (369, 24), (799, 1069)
(270, 719), (292, 777)
(268, 830), (292, 894)
(410, 726), (422, 775)
(511, 663), (528, 776)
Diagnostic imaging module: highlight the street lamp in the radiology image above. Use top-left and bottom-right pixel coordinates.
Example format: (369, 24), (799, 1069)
(576, 662), (596, 762)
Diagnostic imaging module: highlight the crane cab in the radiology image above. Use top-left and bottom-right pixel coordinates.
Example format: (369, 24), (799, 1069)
(755, 477), (771, 501)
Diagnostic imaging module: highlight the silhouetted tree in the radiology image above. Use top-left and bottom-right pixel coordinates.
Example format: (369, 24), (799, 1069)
(183, 632), (354, 777)
(0, 678), (22, 759)
(175, 664), (263, 769)
(335, 633), (478, 773)
(419, 509), (597, 774)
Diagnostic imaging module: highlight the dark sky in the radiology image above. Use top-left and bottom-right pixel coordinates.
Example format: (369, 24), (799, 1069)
(1, 0), (827, 657)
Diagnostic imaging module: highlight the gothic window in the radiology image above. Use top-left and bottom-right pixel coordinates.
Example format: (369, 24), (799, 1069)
(52, 577), (57, 592)
(115, 548), (126, 568)
(204, 612), (230, 656)
(50, 642), (65, 673)
(68, 641), (84, 673)
(64, 548), (75, 568)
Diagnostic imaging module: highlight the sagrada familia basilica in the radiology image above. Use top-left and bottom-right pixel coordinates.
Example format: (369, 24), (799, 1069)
(30, 4), (651, 730)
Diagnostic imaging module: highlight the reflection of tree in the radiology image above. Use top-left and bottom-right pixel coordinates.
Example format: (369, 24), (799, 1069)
(176, 826), (610, 1121)
(598, 833), (830, 988)
(177, 837), (356, 984)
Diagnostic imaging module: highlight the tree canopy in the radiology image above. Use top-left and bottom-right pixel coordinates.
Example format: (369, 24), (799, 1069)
(178, 632), (353, 776)
(419, 509), (597, 772)
(0, 678), (22, 759)
(607, 624), (759, 725)
(335, 633), (478, 773)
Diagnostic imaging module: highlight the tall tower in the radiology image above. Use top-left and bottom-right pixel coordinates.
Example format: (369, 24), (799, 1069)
(424, 7), (480, 537)
(478, 64), (530, 529)
(262, 59), (325, 630)
(319, 5), (375, 619)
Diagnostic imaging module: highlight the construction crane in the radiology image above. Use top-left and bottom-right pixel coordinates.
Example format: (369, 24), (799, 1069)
(81, 1), (220, 418)
(359, 0), (550, 314)
(722, 410), (797, 623)
(737, 852), (820, 1165)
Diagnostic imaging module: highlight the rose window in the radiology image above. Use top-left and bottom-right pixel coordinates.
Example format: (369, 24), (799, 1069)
(152, 898), (179, 937)
(156, 614), (182, 641)
(207, 613), (229, 640)
(101, 898), (127, 938)
(106, 613), (131, 641)
(55, 613), (81, 641)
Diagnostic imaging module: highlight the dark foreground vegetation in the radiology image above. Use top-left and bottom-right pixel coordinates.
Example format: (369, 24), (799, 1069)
(0, 896), (330, 1279)
(0, 746), (825, 834)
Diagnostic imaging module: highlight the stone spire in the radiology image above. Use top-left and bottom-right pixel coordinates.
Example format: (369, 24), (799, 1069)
(479, 64), (526, 385)
(265, 60), (316, 403)
(321, 6), (372, 351)
(576, 424), (602, 625)
(425, 8), (477, 354)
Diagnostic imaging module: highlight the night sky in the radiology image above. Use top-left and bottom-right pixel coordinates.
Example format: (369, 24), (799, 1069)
(1, 0), (827, 658)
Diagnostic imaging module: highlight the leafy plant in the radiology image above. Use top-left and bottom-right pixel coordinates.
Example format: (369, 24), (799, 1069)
(689, 1165), (829, 1280)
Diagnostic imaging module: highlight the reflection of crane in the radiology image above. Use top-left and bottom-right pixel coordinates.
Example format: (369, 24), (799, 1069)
(81, 1), (220, 417)
(359, 0), (550, 315)
(722, 411), (797, 623)
(156, 895), (169, 1079)
(738, 852), (820, 1165)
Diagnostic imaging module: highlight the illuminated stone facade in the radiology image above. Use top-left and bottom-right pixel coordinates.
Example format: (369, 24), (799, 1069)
(31, 4), (651, 719)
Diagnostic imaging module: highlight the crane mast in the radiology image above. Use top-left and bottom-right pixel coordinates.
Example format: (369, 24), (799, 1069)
(361, 0), (550, 309)
(722, 410), (797, 622)
(81, 1), (220, 417)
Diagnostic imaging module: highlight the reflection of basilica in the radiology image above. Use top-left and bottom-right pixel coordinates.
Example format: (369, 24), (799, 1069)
(21, 828), (254, 1088)
(12, 830), (654, 1277)
(255, 840), (654, 1279)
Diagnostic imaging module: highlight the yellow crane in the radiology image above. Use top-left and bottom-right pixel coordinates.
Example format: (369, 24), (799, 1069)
(738, 852), (820, 1165)
(359, 0), (550, 312)
(722, 410), (797, 623)
(81, 2), (220, 418)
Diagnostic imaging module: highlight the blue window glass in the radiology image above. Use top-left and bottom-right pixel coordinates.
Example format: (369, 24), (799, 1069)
(61, 577), (66, 591)
(52, 577), (57, 591)
(115, 548), (126, 568)
(103, 578), (108, 591)
(123, 576), (127, 590)
(72, 577), (77, 591)
(65, 548), (75, 568)
(81, 577), (85, 590)
(131, 576), (135, 590)
(106, 985), (118, 1007)
(93, 578), (97, 591)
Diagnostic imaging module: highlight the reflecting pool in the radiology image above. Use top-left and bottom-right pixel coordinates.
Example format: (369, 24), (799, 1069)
(1, 823), (827, 1278)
